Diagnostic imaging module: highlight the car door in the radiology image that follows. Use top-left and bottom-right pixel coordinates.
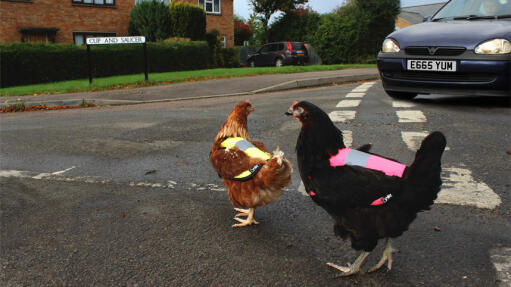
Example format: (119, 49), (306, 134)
(258, 44), (273, 66)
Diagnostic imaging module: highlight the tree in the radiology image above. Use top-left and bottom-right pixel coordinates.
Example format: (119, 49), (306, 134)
(249, 0), (308, 43)
(129, 0), (170, 42)
(234, 15), (253, 46)
(310, 0), (399, 64)
(268, 5), (320, 43)
(168, 2), (206, 40)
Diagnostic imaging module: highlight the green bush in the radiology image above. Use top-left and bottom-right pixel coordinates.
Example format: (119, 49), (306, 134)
(219, 47), (241, 68)
(205, 29), (222, 67)
(128, 0), (171, 42)
(0, 41), (210, 87)
(169, 2), (206, 40)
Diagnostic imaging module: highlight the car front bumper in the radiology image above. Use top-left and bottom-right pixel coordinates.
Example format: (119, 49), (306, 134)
(377, 53), (511, 97)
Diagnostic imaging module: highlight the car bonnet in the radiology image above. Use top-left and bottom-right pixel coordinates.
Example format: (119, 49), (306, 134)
(388, 20), (511, 49)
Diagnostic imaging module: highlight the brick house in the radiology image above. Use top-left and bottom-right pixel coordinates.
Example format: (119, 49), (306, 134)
(0, 0), (234, 46)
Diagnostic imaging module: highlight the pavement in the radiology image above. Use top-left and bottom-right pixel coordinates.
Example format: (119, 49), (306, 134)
(4, 68), (379, 108)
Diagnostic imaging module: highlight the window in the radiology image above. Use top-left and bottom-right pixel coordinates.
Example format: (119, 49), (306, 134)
(73, 31), (115, 45)
(198, 0), (220, 14)
(220, 35), (226, 48)
(19, 27), (58, 43)
(72, 0), (115, 6)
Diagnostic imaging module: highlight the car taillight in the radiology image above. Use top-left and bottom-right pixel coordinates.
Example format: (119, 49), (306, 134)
(304, 43), (308, 52)
(287, 42), (293, 52)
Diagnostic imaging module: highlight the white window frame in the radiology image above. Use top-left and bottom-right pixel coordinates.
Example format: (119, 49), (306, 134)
(198, 0), (221, 14)
(220, 35), (226, 48)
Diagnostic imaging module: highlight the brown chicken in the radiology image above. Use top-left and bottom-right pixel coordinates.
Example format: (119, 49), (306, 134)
(210, 100), (292, 227)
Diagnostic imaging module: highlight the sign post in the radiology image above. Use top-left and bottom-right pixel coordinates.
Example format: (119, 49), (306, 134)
(86, 36), (147, 84)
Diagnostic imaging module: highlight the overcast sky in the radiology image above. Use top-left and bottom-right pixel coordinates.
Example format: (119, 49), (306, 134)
(234, 0), (447, 21)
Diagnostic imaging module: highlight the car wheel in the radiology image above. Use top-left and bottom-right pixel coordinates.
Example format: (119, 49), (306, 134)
(275, 58), (283, 67)
(385, 90), (417, 100)
(249, 60), (255, 68)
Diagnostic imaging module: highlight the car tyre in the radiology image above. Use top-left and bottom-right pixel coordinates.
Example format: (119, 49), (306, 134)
(275, 58), (283, 67)
(385, 90), (417, 100)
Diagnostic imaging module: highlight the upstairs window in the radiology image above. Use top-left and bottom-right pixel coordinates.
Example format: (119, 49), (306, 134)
(198, 0), (220, 14)
(72, 0), (115, 6)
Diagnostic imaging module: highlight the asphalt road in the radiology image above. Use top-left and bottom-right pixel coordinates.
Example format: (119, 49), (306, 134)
(1, 81), (510, 286)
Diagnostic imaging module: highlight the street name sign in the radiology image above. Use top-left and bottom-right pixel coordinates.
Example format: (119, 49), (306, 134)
(86, 36), (146, 45)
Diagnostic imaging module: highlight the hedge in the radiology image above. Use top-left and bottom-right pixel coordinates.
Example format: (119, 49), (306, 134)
(0, 41), (210, 87)
(169, 2), (206, 40)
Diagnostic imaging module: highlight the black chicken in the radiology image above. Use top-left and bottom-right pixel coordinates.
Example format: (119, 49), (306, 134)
(286, 101), (446, 276)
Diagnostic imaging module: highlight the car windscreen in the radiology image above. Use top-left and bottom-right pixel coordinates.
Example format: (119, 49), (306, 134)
(432, 0), (511, 20)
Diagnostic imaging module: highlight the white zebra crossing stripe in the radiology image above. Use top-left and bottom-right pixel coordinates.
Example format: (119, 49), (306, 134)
(490, 247), (511, 287)
(342, 130), (353, 148)
(402, 131), (430, 150)
(346, 92), (365, 98)
(438, 166), (501, 209)
(329, 111), (357, 122)
(352, 86), (370, 92)
(401, 131), (450, 151)
(396, 110), (427, 123)
(336, 100), (361, 108)
(392, 100), (416, 108)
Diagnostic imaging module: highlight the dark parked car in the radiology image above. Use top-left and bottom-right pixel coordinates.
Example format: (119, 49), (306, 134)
(247, 42), (309, 67)
(377, 0), (511, 99)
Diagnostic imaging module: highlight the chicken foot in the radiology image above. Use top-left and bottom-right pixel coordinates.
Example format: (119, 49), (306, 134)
(327, 251), (370, 277)
(232, 208), (259, 227)
(368, 238), (399, 273)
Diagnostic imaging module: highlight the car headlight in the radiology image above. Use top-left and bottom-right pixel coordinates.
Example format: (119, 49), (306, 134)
(475, 39), (511, 54)
(381, 38), (400, 53)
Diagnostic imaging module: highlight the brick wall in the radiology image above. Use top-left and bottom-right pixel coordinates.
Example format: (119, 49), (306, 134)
(0, 0), (134, 43)
(0, 0), (233, 46)
(175, 0), (234, 47)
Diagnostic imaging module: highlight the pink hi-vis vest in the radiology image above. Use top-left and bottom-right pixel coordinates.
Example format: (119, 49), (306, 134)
(328, 148), (405, 206)
(329, 148), (406, 178)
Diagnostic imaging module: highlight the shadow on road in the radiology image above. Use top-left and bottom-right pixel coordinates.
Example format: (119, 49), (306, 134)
(412, 94), (511, 108)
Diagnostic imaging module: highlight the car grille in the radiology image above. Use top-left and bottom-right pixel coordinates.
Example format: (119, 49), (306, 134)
(383, 71), (495, 82)
(405, 46), (466, 56)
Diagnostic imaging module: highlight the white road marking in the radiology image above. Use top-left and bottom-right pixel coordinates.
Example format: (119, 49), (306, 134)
(352, 86), (370, 92)
(346, 92), (365, 98)
(490, 247), (511, 287)
(392, 100), (416, 108)
(396, 110), (427, 123)
(359, 82), (376, 86)
(33, 166), (76, 179)
(401, 131), (450, 151)
(328, 111), (357, 122)
(336, 100), (361, 108)
(402, 131), (430, 150)
(438, 166), (501, 209)
(342, 130), (353, 148)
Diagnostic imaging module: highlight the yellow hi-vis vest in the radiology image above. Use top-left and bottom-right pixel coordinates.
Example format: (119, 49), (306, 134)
(220, 137), (271, 181)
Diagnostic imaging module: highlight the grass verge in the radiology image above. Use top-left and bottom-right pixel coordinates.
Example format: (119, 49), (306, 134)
(0, 64), (374, 98)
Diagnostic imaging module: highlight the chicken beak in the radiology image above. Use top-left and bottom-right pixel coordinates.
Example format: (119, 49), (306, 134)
(284, 109), (293, 116)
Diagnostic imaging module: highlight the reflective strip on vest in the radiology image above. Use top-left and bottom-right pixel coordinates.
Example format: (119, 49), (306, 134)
(221, 137), (271, 160)
(220, 137), (270, 181)
(329, 148), (406, 178)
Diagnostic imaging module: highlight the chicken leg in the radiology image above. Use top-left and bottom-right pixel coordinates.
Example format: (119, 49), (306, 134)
(232, 208), (259, 227)
(327, 251), (370, 277)
(368, 238), (399, 273)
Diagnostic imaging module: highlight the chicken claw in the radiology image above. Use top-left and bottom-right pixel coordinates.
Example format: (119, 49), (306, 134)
(327, 251), (370, 277)
(232, 208), (259, 227)
(368, 238), (399, 273)
(272, 147), (284, 165)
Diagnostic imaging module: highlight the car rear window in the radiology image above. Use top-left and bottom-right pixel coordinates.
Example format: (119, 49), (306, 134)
(291, 42), (306, 50)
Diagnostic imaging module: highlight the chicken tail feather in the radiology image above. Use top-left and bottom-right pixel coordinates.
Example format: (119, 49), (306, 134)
(401, 131), (447, 212)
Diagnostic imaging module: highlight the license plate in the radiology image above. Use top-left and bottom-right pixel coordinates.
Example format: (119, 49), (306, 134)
(407, 60), (457, 72)
(297, 53), (305, 56)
